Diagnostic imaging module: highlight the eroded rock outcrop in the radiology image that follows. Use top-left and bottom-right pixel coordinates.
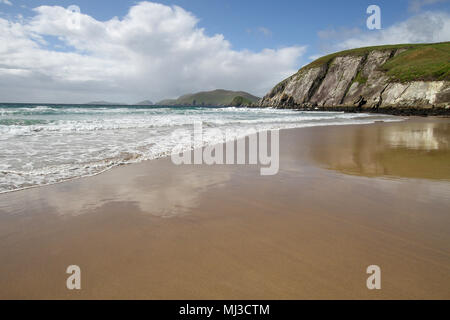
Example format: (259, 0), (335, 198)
(260, 46), (450, 115)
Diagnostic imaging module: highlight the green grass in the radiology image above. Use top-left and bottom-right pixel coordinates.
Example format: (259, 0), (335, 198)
(381, 42), (450, 82)
(230, 96), (254, 106)
(299, 42), (450, 82)
(352, 70), (368, 84)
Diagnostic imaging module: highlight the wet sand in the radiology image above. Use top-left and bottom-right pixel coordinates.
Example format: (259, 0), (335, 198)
(0, 117), (449, 299)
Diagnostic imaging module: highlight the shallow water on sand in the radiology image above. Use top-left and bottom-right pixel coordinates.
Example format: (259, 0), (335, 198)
(0, 119), (449, 299)
(0, 103), (403, 193)
(310, 118), (450, 181)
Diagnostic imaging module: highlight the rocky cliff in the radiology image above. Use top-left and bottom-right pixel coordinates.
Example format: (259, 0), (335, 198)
(260, 43), (450, 115)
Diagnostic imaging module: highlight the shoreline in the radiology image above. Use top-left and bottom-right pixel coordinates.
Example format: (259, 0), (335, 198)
(0, 118), (449, 299)
(254, 106), (450, 116)
(0, 114), (407, 195)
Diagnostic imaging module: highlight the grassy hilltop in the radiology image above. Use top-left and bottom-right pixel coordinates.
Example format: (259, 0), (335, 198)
(303, 42), (449, 82)
(261, 42), (449, 115)
(158, 89), (260, 106)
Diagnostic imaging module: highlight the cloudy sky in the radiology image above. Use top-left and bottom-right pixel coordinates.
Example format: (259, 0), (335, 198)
(0, 0), (449, 103)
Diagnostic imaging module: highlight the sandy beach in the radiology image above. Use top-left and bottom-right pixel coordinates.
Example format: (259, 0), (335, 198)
(0, 117), (449, 299)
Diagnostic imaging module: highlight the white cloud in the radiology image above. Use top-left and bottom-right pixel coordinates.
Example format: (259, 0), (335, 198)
(0, 0), (12, 6)
(257, 27), (272, 37)
(250, 26), (272, 37)
(315, 11), (450, 55)
(308, 54), (324, 61)
(246, 26), (273, 37)
(0, 2), (305, 103)
(409, 0), (449, 12)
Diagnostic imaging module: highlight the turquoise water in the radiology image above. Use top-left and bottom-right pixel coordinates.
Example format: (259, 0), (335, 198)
(0, 103), (402, 193)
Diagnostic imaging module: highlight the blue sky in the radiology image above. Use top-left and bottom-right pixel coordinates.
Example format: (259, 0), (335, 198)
(3, 0), (448, 53)
(0, 0), (449, 103)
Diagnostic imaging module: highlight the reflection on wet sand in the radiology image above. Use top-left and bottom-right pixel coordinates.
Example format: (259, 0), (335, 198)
(0, 118), (449, 299)
(0, 159), (232, 217)
(310, 118), (450, 180)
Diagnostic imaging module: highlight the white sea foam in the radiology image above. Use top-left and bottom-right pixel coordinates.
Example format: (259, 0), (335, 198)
(0, 105), (404, 193)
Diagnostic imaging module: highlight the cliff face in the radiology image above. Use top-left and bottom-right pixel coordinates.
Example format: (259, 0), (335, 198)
(260, 44), (450, 115)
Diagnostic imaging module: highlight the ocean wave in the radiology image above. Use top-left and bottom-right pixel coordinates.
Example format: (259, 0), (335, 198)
(0, 112), (397, 136)
(0, 106), (405, 193)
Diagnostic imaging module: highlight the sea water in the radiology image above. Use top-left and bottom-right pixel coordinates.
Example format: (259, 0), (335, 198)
(0, 104), (402, 193)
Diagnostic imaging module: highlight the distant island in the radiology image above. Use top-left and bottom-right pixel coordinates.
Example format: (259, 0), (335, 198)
(85, 101), (127, 105)
(157, 89), (260, 107)
(84, 92), (262, 107)
(135, 100), (154, 106)
(84, 100), (154, 106)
